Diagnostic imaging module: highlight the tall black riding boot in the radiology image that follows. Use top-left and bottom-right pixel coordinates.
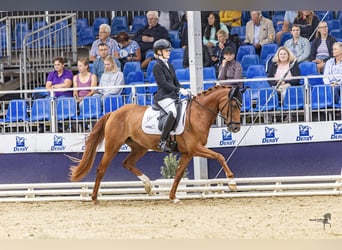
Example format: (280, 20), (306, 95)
(158, 112), (176, 152)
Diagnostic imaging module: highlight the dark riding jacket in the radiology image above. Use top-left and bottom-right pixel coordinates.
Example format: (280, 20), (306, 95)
(153, 58), (182, 102)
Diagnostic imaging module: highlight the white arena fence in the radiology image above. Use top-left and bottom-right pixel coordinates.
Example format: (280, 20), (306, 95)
(0, 175), (341, 202)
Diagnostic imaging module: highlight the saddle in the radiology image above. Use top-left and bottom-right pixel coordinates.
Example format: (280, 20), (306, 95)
(152, 99), (183, 131)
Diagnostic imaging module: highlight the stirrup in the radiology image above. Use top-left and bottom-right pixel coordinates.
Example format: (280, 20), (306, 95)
(158, 140), (172, 153)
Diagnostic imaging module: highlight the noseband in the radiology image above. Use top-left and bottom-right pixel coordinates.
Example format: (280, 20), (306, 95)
(220, 92), (242, 127)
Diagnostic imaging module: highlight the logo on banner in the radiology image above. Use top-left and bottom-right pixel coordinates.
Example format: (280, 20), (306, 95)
(331, 122), (342, 140)
(13, 136), (29, 152)
(262, 127), (279, 143)
(219, 129), (236, 146)
(51, 135), (66, 151)
(296, 124), (313, 141)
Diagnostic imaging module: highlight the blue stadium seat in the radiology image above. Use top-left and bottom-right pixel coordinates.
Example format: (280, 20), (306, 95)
(77, 96), (102, 120)
(171, 59), (184, 70)
(124, 71), (146, 95)
(136, 93), (154, 106)
(92, 17), (109, 35)
(0, 99), (28, 123)
(203, 66), (217, 89)
(130, 15), (147, 34)
(76, 18), (89, 35)
(253, 88), (279, 112)
(122, 61), (142, 81)
(260, 43), (278, 66)
(236, 45), (256, 63)
(230, 26), (246, 40)
(244, 78), (271, 100)
(169, 48), (185, 63)
(30, 98), (51, 121)
(299, 62), (324, 85)
(14, 22), (31, 49)
(241, 89), (252, 112)
(315, 11), (334, 21)
(175, 68), (190, 82)
(169, 30), (181, 48)
(311, 85), (333, 110)
(272, 15), (284, 30)
(144, 59), (157, 82)
(77, 27), (95, 46)
(280, 32), (292, 46)
(241, 54), (260, 77)
(326, 19), (340, 31)
(111, 16), (129, 35)
(330, 29), (342, 40)
(245, 65), (266, 79)
(56, 97), (77, 120)
(282, 86), (305, 110)
(53, 27), (72, 48)
(145, 49), (155, 60)
(103, 95), (124, 114)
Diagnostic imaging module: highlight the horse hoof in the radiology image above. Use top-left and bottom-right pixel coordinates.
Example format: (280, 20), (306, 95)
(228, 179), (237, 191)
(172, 198), (183, 204)
(144, 183), (153, 195)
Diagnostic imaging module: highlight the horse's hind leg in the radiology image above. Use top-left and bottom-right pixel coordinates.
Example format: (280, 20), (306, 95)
(122, 142), (151, 194)
(92, 145), (121, 204)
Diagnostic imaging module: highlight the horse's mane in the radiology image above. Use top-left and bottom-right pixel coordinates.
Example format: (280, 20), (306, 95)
(194, 84), (232, 99)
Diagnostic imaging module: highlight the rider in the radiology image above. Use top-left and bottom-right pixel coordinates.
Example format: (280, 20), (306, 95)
(152, 39), (192, 152)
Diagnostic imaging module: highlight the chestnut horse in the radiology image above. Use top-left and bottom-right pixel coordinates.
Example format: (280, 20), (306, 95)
(70, 85), (243, 203)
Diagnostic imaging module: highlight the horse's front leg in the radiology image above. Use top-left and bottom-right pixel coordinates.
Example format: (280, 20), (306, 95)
(169, 154), (192, 202)
(193, 146), (237, 191)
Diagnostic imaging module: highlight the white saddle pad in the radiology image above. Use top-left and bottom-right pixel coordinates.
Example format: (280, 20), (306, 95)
(141, 100), (188, 135)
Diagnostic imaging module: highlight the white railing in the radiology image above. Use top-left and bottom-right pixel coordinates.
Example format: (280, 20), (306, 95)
(0, 175), (341, 202)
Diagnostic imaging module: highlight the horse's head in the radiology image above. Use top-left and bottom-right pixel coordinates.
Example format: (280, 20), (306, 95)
(223, 86), (244, 133)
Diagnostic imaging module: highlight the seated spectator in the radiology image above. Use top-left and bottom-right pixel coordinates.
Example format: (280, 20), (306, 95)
(309, 21), (337, 74)
(219, 11), (242, 29)
(323, 42), (342, 104)
(293, 11), (320, 42)
(45, 57), (73, 98)
(275, 11), (298, 45)
(132, 11), (170, 62)
(94, 55), (125, 100)
(203, 12), (229, 55)
(183, 44), (212, 68)
(89, 24), (118, 62)
(93, 43), (121, 83)
(158, 11), (182, 31)
(211, 29), (236, 74)
(73, 58), (98, 109)
(283, 24), (311, 63)
(114, 31), (141, 71)
(217, 46), (242, 87)
(268, 46), (300, 104)
(244, 11), (275, 55)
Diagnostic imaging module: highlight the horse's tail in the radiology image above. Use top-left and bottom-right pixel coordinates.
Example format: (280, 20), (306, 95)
(69, 113), (111, 182)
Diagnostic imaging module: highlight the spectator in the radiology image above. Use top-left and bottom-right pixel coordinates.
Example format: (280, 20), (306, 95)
(95, 55), (125, 99)
(244, 11), (275, 55)
(217, 46), (242, 87)
(179, 12), (188, 48)
(268, 46), (300, 104)
(114, 31), (141, 71)
(323, 42), (342, 104)
(203, 12), (229, 55)
(293, 11), (320, 42)
(275, 11), (298, 45)
(183, 44), (212, 68)
(93, 43), (121, 83)
(158, 11), (183, 31)
(132, 11), (170, 61)
(89, 24), (118, 62)
(45, 57), (73, 98)
(73, 58), (98, 109)
(309, 21), (337, 74)
(283, 24), (311, 63)
(219, 11), (242, 29)
(211, 29), (236, 74)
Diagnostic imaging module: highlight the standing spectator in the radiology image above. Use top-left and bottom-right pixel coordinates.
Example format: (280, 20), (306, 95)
(158, 11), (183, 31)
(183, 44), (212, 68)
(283, 24), (311, 63)
(268, 46), (300, 104)
(211, 29), (236, 74)
(179, 12), (188, 48)
(95, 55), (125, 99)
(217, 46), (242, 87)
(219, 11), (242, 28)
(244, 11), (275, 55)
(45, 57), (73, 97)
(309, 21), (337, 73)
(323, 42), (342, 104)
(293, 11), (320, 42)
(93, 43), (121, 83)
(73, 58), (97, 109)
(114, 31), (141, 71)
(202, 12), (229, 55)
(275, 11), (298, 45)
(89, 24), (118, 62)
(132, 11), (170, 61)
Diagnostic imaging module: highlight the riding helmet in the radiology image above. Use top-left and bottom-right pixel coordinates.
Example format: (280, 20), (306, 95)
(153, 39), (172, 53)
